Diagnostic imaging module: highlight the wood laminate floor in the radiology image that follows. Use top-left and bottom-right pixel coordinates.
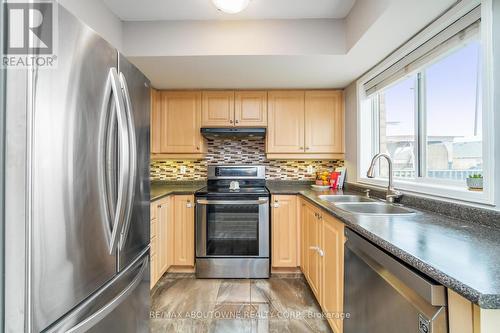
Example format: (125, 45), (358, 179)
(150, 273), (332, 333)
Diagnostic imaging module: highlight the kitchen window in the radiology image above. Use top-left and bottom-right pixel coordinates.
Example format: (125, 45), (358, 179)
(358, 4), (494, 205)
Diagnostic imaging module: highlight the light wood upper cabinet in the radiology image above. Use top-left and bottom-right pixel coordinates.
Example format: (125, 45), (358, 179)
(271, 195), (297, 268)
(235, 91), (268, 127)
(305, 91), (344, 154)
(201, 91), (235, 127)
(267, 91), (305, 153)
(160, 91), (203, 154)
(321, 214), (345, 333)
(151, 89), (161, 154)
(173, 195), (195, 266)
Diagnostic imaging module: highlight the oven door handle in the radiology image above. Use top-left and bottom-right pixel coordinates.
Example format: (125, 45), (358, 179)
(196, 199), (269, 205)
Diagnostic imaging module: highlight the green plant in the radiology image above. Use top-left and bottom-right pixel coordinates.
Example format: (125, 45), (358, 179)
(468, 174), (483, 179)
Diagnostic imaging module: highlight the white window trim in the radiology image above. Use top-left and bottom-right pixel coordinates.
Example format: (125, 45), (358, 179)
(355, 0), (496, 207)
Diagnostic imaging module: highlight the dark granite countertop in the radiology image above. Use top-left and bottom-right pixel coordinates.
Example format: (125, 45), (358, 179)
(151, 182), (205, 201)
(268, 182), (500, 309)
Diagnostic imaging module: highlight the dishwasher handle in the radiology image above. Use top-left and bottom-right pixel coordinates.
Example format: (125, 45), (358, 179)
(345, 229), (446, 306)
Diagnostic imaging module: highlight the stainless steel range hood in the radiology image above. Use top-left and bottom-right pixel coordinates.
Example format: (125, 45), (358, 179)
(201, 127), (266, 138)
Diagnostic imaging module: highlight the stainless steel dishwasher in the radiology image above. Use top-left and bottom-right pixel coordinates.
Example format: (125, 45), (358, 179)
(344, 229), (448, 333)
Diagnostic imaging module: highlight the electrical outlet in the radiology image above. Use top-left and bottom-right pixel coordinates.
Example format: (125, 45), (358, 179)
(306, 165), (315, 175)
(179, 166), (187, 174)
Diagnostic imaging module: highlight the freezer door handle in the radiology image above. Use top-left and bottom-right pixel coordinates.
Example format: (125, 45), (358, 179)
(63, 256), (148, 333)
(98, 67), (130, 255)
(117, 72), (138, 250)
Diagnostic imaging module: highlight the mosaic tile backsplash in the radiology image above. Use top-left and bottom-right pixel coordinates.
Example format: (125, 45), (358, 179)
(150, 137), (343, 181)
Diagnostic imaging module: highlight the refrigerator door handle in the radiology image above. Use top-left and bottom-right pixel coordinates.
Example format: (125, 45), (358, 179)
(117, 72), (137, 250)
(98, 67), (130, 255)
(56, 256), (148, 333)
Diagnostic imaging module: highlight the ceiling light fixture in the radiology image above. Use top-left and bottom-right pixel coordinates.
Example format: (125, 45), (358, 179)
(212, 0), (250, 14)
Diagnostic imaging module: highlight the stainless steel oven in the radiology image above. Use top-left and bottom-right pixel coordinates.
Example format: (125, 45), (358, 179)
(195, 166), (270, 278)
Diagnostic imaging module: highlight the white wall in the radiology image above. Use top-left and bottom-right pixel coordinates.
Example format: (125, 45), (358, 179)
(344, 82), (358, 183)
(493, 0), (500, 207)
(345, 0), (391, 50)
(57, 0), (123, 50)
(123, 19), (346, 56)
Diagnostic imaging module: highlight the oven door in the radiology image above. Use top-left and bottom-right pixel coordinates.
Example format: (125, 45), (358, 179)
(196, 197), (269, 258)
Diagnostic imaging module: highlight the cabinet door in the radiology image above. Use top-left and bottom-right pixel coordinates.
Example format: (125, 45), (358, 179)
(307, 206), (321, 299)
(173, 195), (195, 266)
(271, 195), (297, 268)
(150, 89), (161, 154)
(150, 202), (159, 288)
(235, 91), (267, 127)
(267, 91), (305, 153)
(305, 91), (344, 153)
(161, 91), (203, 153)
(321, 214), (345, 333)
(158, 198), (171, 276)
(299, 200), (309, 276)
(201, 91), (235, 127)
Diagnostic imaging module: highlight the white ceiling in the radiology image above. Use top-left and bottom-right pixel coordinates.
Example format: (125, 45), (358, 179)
(86, 0), (458, 89)
(103, 0), (357, 21)
(119, 0), (456, 89)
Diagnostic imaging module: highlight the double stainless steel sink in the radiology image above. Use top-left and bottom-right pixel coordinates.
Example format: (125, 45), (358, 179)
(318, 195), (415, 216)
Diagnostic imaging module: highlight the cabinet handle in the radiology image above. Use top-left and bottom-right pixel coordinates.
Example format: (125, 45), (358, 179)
(306, 147), (310, 150)
(299, 147), (304, 150)
(186, 200), (192, 208)
(196, 146), (200, 150)
(235, 119), (239, 124)
(229, 120), (233, 124)
(317, 248), (324, 257)
(273, 200), (279, 208)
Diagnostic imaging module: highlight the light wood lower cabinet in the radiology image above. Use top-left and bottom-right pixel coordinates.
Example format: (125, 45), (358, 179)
(150, 196), (172, 288)
(321, 213), (345, 333)
(271, 195), (297, 268)
(305, 201), (321, 299)
(299, 200), (309, 276)
(173, 195), (195, 266)
(150, 194), (195, 288)
(299, 197), (345, 333)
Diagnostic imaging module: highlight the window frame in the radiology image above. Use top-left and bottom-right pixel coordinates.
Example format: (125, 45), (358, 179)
(356, 0), (495, 206)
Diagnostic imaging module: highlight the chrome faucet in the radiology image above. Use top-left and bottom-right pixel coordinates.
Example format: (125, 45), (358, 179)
(366, 153), (403, 203)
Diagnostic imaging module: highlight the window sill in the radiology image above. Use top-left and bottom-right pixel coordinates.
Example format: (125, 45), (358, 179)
(357, 177), (495, 208)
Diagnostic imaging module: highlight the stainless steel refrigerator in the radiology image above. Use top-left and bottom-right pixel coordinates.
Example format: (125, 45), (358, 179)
(3, 4), (150, 332)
